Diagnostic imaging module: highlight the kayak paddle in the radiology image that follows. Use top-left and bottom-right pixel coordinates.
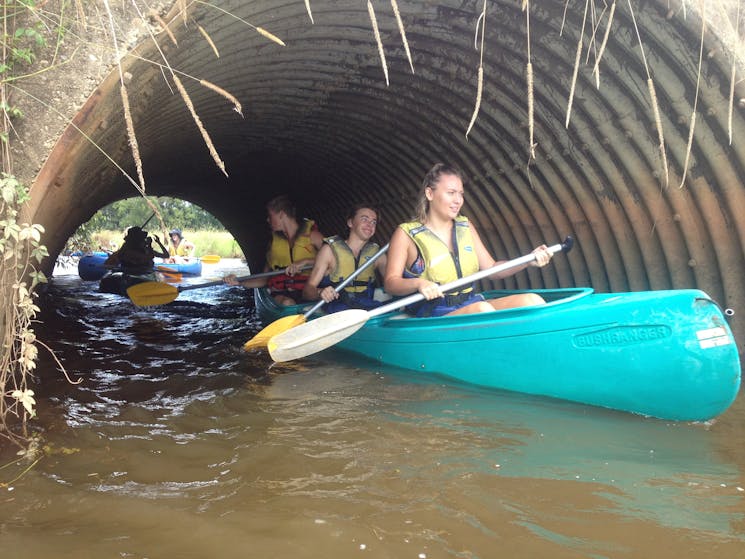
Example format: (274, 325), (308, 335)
(243, 243), (389, 351)
(127, 268), (290, 307)
(268, 236), (574, 362)
(200, 255), (221, 264)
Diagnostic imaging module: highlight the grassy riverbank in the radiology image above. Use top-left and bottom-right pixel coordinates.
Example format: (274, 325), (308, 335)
(93, 230), (245, 259)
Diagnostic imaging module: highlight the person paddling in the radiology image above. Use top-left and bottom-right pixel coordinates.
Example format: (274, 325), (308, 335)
(383, 162), (553, 317)
(302, 204), (388, 312)
(167, 228), (195, 262)
(224, 195), (324, 305)
(104, 226), (169, 276)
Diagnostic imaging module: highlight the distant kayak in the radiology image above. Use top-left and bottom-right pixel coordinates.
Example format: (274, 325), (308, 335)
(77, 252), (111, 281)
(154, 259), (203, 276)
(78, 252), (203, 281)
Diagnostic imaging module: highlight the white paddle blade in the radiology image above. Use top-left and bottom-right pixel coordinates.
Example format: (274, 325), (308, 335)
(268, 309), (369, 362)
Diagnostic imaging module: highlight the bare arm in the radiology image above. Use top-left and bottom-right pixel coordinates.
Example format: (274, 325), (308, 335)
(302, 244), (336, 302)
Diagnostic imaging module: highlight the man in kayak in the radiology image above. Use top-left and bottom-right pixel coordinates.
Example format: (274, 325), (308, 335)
(302, 204), (388, 312)
(104, 226), (169, 275)
(224, 195), (324, 305)
(167, 228), (196, 262)
(384, 162), (553, 317)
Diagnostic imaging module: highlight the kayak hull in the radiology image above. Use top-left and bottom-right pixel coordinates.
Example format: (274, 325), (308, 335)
(99, 271), (155, 296)
(78, 254), (203, 280)
(254, 287), (741, 421)
(154, 259), (203, 276)
(78, 252), (110, 281)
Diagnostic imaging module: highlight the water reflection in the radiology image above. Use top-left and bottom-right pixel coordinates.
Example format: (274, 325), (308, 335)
(0, 262), (743, 558)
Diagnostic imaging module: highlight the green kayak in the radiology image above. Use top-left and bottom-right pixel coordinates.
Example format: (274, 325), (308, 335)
(254, 287), (741, 421)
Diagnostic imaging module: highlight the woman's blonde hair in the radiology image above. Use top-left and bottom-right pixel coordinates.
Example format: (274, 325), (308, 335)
(413, 163), (466, 222)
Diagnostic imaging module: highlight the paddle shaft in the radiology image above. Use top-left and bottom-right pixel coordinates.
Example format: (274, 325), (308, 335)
(270, 237), (574, 359)
(302, 243), (390, 318)
(177, 269), (288, 292)
(367, 237), (573, 319)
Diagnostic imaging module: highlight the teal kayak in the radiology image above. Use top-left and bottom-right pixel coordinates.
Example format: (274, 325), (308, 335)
(254, 287), (741, 421)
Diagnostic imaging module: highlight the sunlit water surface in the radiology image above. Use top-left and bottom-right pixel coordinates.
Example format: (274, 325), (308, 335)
(1, 259), (744, 558)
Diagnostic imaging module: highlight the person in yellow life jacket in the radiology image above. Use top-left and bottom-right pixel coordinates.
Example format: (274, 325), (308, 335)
(383, 162), (553, 317)
(224, 194), (324, 305)
(302, 204), (388, 312)
(167, 229), (195, 262)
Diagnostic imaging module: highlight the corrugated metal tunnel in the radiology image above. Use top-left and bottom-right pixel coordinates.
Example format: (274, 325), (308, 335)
(28, 0), (745, 352)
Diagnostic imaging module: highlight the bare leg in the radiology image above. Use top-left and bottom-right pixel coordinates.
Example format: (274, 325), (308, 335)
(274, 294), (298, 306)
(487, 292), (545, 311)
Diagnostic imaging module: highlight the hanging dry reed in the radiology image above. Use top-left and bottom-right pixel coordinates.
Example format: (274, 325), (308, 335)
(305, 0), (314, 24)
(592, 0), (615, 88)
(647, 78), (669, 188)
(679, 4), (706, 188)
(466, 0), (487, 137)
(565, 0), (589, 128)
(149, 9), (178, 46)
(256, 27), (286, 46)
(465, 66), (483, 138)
(527, 62), (536, 160)
(627, 0), (668, 187)
(391, 0), (414, 73)
(200, 79), (243, 117)
(198, 24), (220, 58)
(120, 85), (146, 194)
(525, 2), (535, 161)
(367, 1), (389, 86)
(173, 75), (228, 177)
(103, 0), (147, 193)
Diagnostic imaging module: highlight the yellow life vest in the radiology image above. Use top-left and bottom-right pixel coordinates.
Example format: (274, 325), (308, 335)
(400, 216), (479, 294)
(267, 219), (318, 269)
(326, 236), (380, 294)
(169, 241), (190, 257)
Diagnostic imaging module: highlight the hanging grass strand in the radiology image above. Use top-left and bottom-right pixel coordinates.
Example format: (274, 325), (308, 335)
(566, 0), (589, 128)
(120, 85), (146, 194)
(174, 75), (228, 177)
(465, 66), (483, 138)
(627, 0), (668, 187)
(149, 9), (178, 46)
(648, 78), (669, 188)
(197, 24), (220, 58)
(305, 0), (314, 24)
(391, 0), (414, 74)
(367, 1), (389, 86)
(200, 79), (243, 117)
(256, 26), (286, 46)
(527, 62), (536, 160)
(679, 3), (706, 188)
(466, 1), (487, 137)
(525, 1), (536, 161)
(592, 0), (615, 88)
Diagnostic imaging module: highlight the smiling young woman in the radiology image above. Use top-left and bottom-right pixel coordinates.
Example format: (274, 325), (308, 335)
(383, 162), (553, 318)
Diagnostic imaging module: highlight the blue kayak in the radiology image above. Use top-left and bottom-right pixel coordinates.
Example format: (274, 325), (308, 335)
(154, 259), (203, 276)
(77, 252), (110, 281)
(254, 287), (741, 421)
(78, 253), (203, 280)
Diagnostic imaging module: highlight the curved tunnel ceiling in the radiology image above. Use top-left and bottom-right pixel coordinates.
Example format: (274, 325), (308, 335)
(29, 0), (745, 351)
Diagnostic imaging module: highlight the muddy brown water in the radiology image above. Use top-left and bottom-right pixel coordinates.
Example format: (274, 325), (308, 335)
(1, 259), (744, 558)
